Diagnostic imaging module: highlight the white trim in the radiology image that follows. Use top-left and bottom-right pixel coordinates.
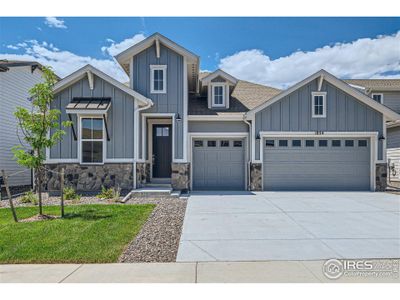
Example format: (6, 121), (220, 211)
(380, 115), (387, 163)
(45, 159), (79, 164)
(311, 91), (327, 118)
(371, 93), (384, 104)
(115, 33), (199, 67)
(155, 37), (160, 59)
(188, 132), (249, 191)
(317, 75), (324, 92)
(86, 70), (94, 90)
(201, 69), (238, 85)
(78, 115), (106, 165)
(211, 83), (226, 107)
(150, 65), (167, 94)
(65, 109), (110, 115)
(183, 56), (188, 162)
(246, 69), (400, 121)
(188, 114), (245, 121)
(258, 131), (378, 191)
(53, 64), (152, 106)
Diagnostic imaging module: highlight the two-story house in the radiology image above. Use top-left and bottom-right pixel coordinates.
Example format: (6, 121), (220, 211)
(43, 33), (400, 193)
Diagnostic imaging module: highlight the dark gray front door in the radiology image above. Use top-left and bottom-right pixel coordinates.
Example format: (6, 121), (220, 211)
(263, 137), (371, 191)
(153, 125), (172, 178)
(192, 138), (245, 190)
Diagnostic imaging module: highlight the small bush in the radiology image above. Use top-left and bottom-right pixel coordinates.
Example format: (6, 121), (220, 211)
(63, 187), (81, 201)
(20, 191), (38, 205)
(97, 186), (120, 201)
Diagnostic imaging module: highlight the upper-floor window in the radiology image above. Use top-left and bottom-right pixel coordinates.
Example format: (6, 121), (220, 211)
(150, 65), (167, 94)
(371, 93), (383, 103)
(81, 117), (104, 164)
(311, 92), (327, 118)
(212, 85), (225, 107)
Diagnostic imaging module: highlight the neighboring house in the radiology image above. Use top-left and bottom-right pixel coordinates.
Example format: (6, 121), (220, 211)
(344, 79), (400, 182)
(0, 60), (45, 193)
(43, 33), (400, 193)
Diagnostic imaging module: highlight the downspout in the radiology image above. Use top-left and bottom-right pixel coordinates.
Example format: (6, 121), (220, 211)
(243, 116), (252, 191)
(133, 100), (153, 189)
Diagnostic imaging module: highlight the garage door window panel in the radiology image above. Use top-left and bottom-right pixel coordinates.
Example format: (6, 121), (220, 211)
(332, 140), (341, 147)
(207, 141), (216, 147)
(306, 140), (315, 147)
(358, 140), (368, 147)
(292, 140), (301, 147)
(266, 140), (275, 147)
(279, 140), (288, 147)
(318, 140), (328, 147)
(345, 140), (354, 147)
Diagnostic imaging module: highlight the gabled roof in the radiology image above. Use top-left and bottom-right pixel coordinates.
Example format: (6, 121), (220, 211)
(344, 79), (400, 91)
(246, 69), (400, 121)
(200, 69), (238, 85)
(115, 32), (199, 68)
(189, 79), (281, 115)
(53, 64), (152, 106)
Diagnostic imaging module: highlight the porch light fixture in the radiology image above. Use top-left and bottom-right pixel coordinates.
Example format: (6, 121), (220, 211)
(176, 113), (182, 121)
(256, 133), (260, 140)
(379, 135), (386, 141)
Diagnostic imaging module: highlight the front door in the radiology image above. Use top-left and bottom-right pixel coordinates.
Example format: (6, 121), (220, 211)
(152, 124), (172, 178)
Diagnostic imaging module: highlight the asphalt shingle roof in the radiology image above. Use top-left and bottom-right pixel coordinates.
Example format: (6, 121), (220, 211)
(344, 79), (400, 91)
(189, 78), (281, 115)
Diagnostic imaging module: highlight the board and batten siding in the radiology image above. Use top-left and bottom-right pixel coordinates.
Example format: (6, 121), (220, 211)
(50, 74), (135, 160)
(0, 66), (43, 186)
(132, 44), (184, 160)
(254, 78), (384, 160)
(188, 121), (248, 133)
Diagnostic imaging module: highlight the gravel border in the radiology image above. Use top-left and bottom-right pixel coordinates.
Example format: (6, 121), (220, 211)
(118, 197), (187, 263)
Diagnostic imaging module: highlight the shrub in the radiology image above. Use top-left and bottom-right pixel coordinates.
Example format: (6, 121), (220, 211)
(63, 187), (81, 201)
(20, 191), (38, 205)
(97, 186), (120, 201)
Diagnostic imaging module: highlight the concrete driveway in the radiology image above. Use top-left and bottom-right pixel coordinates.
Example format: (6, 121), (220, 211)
(177, 191), (400, 262)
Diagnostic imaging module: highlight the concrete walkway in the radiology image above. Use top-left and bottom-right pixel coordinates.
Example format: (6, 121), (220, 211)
(177, 191), (400, 262)
(1, 260), (399, 283)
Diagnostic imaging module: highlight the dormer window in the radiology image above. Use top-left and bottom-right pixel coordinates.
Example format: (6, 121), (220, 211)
(311, 92), (327, 118)
(212, 84), (225, 107)
(371, 93), (383, 103)
(150, 65), (167, 94)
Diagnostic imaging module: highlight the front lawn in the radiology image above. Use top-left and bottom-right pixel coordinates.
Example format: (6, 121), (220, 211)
(0, 204), (155, 263)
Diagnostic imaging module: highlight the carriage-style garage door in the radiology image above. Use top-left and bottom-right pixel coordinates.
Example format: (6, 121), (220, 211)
(192, 138), (245, 190)
(263, 137), (371, 191)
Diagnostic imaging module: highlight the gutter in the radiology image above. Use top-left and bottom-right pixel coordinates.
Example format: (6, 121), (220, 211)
(243, 117), (252, 191)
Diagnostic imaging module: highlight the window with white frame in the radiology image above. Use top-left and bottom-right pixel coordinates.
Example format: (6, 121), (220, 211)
(212, 85), (225, 107)
(150, 65), (167, 93)
(81, 117), (104, 163)
(312, 92), (327, 118)
(371, 93), (383, 103)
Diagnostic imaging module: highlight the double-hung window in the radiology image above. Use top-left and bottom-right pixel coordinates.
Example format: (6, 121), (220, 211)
(311, 92), (327, 118)
(371, 93), (383, 103)
(81, 117), (104, 164)
(150, 65), (167, 94)
(212, 85), (225, 107)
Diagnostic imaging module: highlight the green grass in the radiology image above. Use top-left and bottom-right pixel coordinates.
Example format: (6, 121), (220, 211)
(0, 204), (155, 263)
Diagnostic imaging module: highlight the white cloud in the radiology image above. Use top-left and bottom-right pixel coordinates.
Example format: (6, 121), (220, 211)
(101, 33), (146, 56)
(6, 45), (18, 50)
(44, 17), (67, 29)
(219, 31), (400, 89)
(0, 40), (128, 82)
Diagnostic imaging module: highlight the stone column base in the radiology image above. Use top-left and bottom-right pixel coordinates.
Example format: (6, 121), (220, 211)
(376, 163), (387, 191)
(171, 163), (190, 192)
(136, 162), (150, 188)
(250, 162), (262, 191)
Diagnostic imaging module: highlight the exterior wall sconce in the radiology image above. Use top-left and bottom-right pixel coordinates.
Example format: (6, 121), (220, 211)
(176, 113), (182, 121)
(256, 133), (260, 140)
(379, 135), (386, 141)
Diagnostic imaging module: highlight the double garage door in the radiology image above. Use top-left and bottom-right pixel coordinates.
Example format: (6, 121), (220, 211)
(192, 138), (245, 190)
(263, 137), (371, 191)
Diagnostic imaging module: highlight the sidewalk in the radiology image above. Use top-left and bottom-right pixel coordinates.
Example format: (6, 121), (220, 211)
(1, 260), (399, 283)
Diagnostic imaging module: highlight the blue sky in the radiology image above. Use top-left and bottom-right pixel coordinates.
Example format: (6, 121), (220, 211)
(1, 17), (399, 88)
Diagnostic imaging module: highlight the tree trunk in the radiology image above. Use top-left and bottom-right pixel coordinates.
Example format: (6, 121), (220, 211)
(1, 170), (18, 222)
(60, 168), (65, 218)
(37, 167), (43, 215)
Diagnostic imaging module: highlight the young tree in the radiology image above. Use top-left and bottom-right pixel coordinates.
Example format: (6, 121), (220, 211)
(12, 66), (71, 216)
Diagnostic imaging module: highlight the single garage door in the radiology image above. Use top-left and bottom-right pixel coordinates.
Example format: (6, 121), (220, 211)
(263, 137), (371, 191)
(193, 138), (245, 190)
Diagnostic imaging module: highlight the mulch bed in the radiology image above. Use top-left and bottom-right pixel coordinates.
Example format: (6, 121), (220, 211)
(19, 214), (59, 223)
